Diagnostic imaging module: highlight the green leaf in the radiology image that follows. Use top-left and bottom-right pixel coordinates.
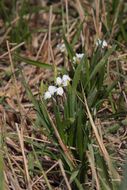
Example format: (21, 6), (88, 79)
(53, 102), (67, 142)
(63, 34), (75, 60)
(106, 124), (120, 134)
(96, 153), (113, 189)
(72, 21), (83, 47)
(20, 70), (52, 134)
(70, 170), (79, 183)
(28, 152), (35, 177)
(15, 54), (52, 69)
(120, 161), (127, 190)
(90, 46), (116, 81)
(72, 56), (85, 91)
(76, 107), (84, 159)
(120, 23), (127, 42)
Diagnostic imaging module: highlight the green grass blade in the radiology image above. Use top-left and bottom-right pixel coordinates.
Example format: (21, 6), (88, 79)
(90, 46), (116, 81)
(20, 70), (52, 133)
(32, 146), (53, 190)
(120, 161), (127, 190)
(70, 170), (79, 183)
(76, 107), (84, 159)
(53, 102), (67, 142)
(96, 153), (113, 190)
(72, 21), (83, 47)
(72, 57), (85, 91)
(63, 34), (75, 60)
(15, 54), (52, 69)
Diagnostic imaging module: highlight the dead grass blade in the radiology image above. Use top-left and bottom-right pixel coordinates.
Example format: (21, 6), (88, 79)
(87, 146), (100, 190)
(16, 124), (32, 190)
(58, 159), (72, 190)
(81, 90), (121, 183)
(5, 152), (22, 190)
(0, 42), (25, 59)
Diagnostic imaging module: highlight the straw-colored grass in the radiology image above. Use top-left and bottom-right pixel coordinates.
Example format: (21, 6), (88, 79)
(0, 0), (127, 189)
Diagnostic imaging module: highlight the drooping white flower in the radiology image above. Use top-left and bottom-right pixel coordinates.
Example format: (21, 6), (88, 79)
(62, 75), (71, 82)
(56, 87), (64, 96)
(75, 53), (84, 59)
(62, 80), (68, 87)
(56, 75), (71, 87)
(62, 74), (71, 86)
(44, 74), (71, 99)
(56, 77), (62, 86)
(96, 39), (107, 48)
(44, 91), (52, 100)
(73, 53), (84, 64)
(48, 85), (57, 95)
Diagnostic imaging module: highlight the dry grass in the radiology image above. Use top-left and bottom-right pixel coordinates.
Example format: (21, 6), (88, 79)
(0, 0), (127, 189)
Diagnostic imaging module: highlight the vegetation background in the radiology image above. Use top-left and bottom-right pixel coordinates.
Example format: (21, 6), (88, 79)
(0, 0), (127, 189)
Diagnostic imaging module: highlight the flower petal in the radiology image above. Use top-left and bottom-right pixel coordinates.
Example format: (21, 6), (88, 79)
(44, 91), (51, 100)
(57, 43), (65, 52)
(62, 75), (71, 82)
(73, 53), (84, 64)
(48, 86), (57, 95)
(56, 77), (62, 86)
(102, 40), (107, 47)
(96, 39), (107, 48)
(75, 53), (84, 59)
(56, 87), (64, 96)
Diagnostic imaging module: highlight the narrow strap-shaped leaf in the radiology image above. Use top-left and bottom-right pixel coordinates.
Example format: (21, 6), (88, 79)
(63, 34), (75, 60)
(72, 21), (83, 47)
(20, 70), (51, 132)
(15, 54), (52, 69)
(90, 46), (116, 81)
(72, 56), (85, 91)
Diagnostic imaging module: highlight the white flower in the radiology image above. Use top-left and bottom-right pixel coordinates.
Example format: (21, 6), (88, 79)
(75, 53), (84, 59)
(48, 85), (57, 95)
(44, 86), (56, 100)
(44, 91), (52, 100)
(102, 40), (108, 47)
(56, 75), (71, 87)
(73, 53), (84, 64)
(62, 75), (71, 82)
(62, 80), (68, 87)
(57, 43), (65, 52)
(73, 56), (77, 63)
(44, 74), (71, 99)
(56, 87), (64, 96)
(96, 39), (107, 48)
(56, 77), (62, 86)
(62, 74), (71, 86)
